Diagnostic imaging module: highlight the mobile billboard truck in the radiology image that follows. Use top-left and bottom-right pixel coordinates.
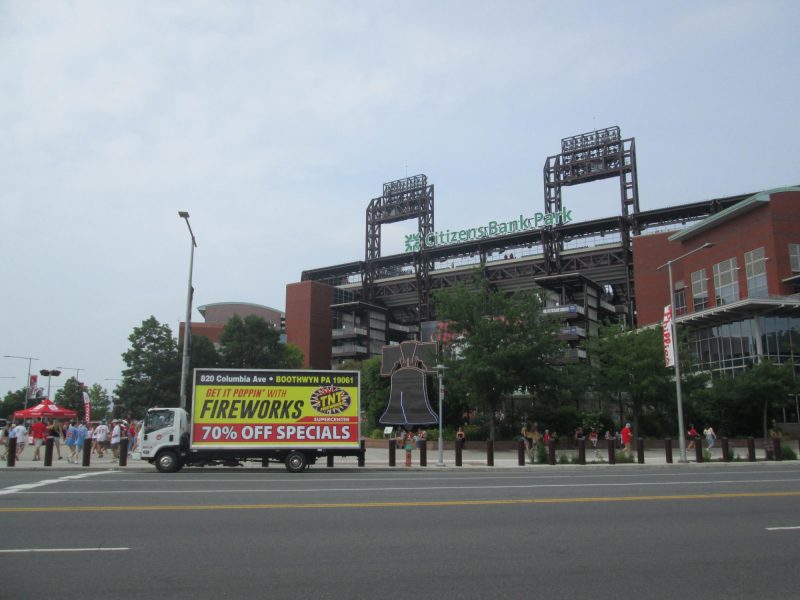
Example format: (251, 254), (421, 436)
(141, 369), (363, 472)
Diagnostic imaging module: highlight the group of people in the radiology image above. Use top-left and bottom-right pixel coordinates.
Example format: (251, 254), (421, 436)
(0, 417), (140, 462)
(686, 423), (716, 451)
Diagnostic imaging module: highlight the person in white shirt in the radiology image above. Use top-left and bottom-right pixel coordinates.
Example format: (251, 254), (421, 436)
(13, 422), (28, 459)
(94, 421), (109, 458)
(110, 421), (121, 459)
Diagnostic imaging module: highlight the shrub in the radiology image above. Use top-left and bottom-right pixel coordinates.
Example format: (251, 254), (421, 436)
(557, 453), (570, 464)
(536, 443), (548, 464)
(780, 444), (797, 461)
(615, 451), (634, 463)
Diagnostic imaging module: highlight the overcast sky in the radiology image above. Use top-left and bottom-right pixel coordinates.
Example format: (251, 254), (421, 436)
(1, 0), (798, 399)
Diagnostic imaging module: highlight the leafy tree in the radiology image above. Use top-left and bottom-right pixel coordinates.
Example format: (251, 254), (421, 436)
(115, 316), (181, 416)
(186, 334), (219, 370)
(732, 361), (796, 440)
(87, 383), (112, 421)
(218, 315), (302, 369)
(54, 376), (85, 415)
(0, 388), (26, 419)
(433, 272), (563, 440)
(356, 357), (390, 430)
(586, 323), (676, 439)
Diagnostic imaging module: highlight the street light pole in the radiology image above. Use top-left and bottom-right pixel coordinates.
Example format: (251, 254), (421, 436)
(435, 364), (446, 466)
(657, 241), (714, 463)
(57, 366), (85, 383)
(178, 211), (197, 411)
(3, 355), (38, 409)
(39, 369), (62, 400)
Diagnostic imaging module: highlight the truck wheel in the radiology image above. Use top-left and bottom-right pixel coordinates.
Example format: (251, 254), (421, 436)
(155, 450), (180, 473)
(285, 451), (308, 473)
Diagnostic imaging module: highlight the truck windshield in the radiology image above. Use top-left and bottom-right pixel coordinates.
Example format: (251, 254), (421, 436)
(144, 410), (174, 434)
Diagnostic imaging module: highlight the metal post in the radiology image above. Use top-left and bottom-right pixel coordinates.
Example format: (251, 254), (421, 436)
(327, 454), (334, 467)
(695, 438), (703, 463)
(517, 439), (526, 466)
(419, 439), (427, 467)
(44, 437), (54, 466)
(772, 437), (782, 461)
(721, 438), (730, 463)
(436, 364), (446, 466)
(358, 440), (366, 467)
(119, 438), (128, 467)
(636, 438), (645, 464)
(747, 437), (756, 462)
(6, 437), (17, 467)
(665, 438), (673, 464)
(388, 438), (396, 467)
(178, 211), (197, 412)
(548, 440), (556, 465)
(658, 243), (713, 464)
(486, 440), (494, 467)
(607, 436), (616, 465)
(578, 438), (586, 465)
(455, 438), (463, 467)
(82, 437), (92, 466)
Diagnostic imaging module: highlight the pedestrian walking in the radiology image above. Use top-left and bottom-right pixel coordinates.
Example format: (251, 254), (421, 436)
(620, 422), (632, 453)
(403, 430), (416, 467)
(65, 421), (78, 463)
(30, 418), (47, 461)
(94, 420), (109, 458)
(13, 421), (28, 459)
(687, 424), (699, 450)
(703, 425), (716, 451)
(47, 420), (64, 460)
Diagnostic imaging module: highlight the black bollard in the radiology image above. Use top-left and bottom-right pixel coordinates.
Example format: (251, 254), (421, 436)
(261, 457), (269, 468)
(455, 437), (463, 467)
(119, 438), (128, 467)
(6, 437), (17, 467)
(665, 438), (673, 464)
(44, 437), (54, 466)
(772, 437), (782, 461)
(636, 438), (645, 464)
(327, 454), (334, 467)
(578, 438), (586, 465)
(388, 438), (396, 467)
(721, 438), (730, 462)
(517, 440), (526, 466)
(486, 440), (494, 467)
(83, 438), (92, 466)
(747, 437), (756, 462)
(548, 440), (556, 466)
(358, 440), (365, 467)
(419, 439), (427, 467)
(695, 438), (703, 463)
(607, 437), (616, 465)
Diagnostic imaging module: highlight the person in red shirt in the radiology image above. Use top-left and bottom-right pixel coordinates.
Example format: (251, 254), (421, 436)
(30, 418), (47, 461)
(620, 422), (632, 452)
(687, 424), (699, 450)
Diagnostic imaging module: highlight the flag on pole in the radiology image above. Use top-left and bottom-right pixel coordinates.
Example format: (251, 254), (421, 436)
(662, 305), (676, 367)
(82, 391), (91, 422)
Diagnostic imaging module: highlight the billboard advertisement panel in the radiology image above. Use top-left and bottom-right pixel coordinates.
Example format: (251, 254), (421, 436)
(190, 369), (360, 449)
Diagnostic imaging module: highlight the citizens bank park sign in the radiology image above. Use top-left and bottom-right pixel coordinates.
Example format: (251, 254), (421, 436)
(404, 207), (573, 252)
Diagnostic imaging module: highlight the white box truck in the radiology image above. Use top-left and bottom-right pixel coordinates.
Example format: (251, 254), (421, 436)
(140, 368), (363, 472)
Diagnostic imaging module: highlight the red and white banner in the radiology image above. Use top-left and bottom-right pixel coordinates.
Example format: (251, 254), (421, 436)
(662, 305), (676, 367)
(27, 374), (38, 399)
(82, 391), (91, 422)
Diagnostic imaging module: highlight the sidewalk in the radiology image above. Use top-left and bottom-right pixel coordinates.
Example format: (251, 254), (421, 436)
(1, 441), (778, 471)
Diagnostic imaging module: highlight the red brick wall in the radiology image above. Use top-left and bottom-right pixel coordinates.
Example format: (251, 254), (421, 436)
(285, 281), (334, 369)
(633, 190), (800, 326)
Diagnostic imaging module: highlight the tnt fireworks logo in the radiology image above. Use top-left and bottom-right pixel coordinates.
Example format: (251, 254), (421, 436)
(310, 386), (351, 415)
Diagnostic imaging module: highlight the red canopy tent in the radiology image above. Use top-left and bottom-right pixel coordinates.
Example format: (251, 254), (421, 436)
(13, 398), (77, 420)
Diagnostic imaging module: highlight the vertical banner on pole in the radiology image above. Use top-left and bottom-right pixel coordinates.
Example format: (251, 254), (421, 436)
(82, 391), (91, 423)
(662, 305), (676, 368)
(27, 375), (38, 400)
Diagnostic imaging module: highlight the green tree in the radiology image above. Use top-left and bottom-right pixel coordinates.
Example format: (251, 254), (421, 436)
(733, 360), (797, 440)
(218, 315), (302, 369)
(1, 388), (26, 419)
(433, 273), (563, 440)
(87, 383), (112, 421)
(54, 376), (85, 415)
(586, 323), (676, 438)
(115, 316), (181, 416)
(357, 357), (390, 430)
(186, 334), (219, 370)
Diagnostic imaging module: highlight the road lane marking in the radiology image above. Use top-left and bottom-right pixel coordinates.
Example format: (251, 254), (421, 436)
(14, 477), (800, 495)
(2, 491), (798, 512)
(765, 526), (800, 531)
(0, 471), (114, 496)
(0, 547), (129, 553)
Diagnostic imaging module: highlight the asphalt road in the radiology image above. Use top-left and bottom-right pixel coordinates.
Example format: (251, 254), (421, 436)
(2, 464), (799, 599)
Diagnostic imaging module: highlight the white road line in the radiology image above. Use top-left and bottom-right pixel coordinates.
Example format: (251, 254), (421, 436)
(765, 526), (800, 531)
(0, 471), (114, 496)
(0, 547), (129, 553)
(15, 478), (800, 495)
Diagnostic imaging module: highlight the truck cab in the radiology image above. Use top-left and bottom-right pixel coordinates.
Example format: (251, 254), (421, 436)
(140, 407), (188, 472)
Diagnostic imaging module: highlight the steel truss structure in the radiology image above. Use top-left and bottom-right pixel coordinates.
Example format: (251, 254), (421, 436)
(302, 130), (751, 359)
